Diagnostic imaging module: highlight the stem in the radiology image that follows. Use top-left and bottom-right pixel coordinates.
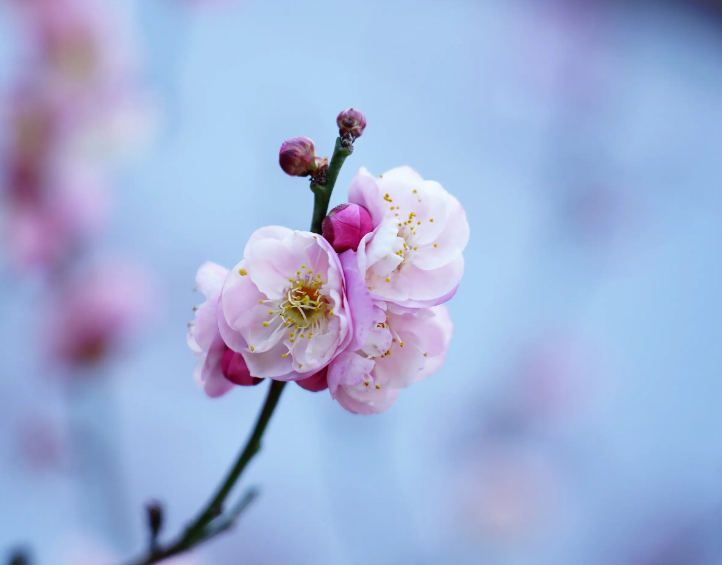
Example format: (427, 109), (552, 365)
(310, 138), (351, 234)
(183, 380), (286, 540)
(114, 132), (354, 565)
(120, 381), (285, 565)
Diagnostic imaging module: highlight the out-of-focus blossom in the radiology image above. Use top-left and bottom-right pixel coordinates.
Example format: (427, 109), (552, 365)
(453, 443), (563, 546)
(46, 261), (153, 368)
(515, 336), (602, 426)
(348, 166), (469, 308)
(23, 0), (137, 96)
(279, 137), (318, 177)
(337, 108), (367, 139)
(188, 262), (262, 398)
(15, 415), (67, 472)
(322, 203), (374, 253)
(2, 165), (109, 272)
(329, 301), (452, 415)
(218, 226), (362, 380)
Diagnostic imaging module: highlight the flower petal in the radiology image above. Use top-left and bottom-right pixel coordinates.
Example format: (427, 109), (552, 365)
(327, 351), (374, 397)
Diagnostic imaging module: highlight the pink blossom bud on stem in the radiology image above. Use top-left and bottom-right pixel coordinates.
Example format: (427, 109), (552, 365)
(321, 203), (374, 252)
(279, 137), (317, 177)
(337, 108), (367, 150)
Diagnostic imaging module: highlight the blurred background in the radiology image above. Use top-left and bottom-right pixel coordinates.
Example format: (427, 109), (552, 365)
(1, 0), (722, 563)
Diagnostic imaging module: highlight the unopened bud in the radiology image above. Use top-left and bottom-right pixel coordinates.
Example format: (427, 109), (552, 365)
(337, 108), (367, 140)
(146, 501), (163, 540)
(296, 366), (328, 392)
(279, 137), (317, 177)
(222, 348), (263, 387)
(322, 203), (374, 253)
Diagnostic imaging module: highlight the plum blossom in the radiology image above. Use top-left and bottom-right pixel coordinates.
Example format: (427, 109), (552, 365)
(188, 262), (262, 398)
(328, 298), (453, 415)
(46, 260), (153, 368)
(348, 166), (469, 308)
(218, 226), (361, 380)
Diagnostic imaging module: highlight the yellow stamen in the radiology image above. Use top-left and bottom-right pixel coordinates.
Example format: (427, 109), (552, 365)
(282, 353), (287, 358)
(250, 346), (255, 352)
(239, 268), (247, 276)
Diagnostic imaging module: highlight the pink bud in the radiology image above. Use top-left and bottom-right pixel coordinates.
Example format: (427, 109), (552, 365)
(337, 108), (367, 139)
(279, 137), (316, 177)
(221, 348), (263, 387)
(321, 203), (374, 253)
(296, 366), (328, 392)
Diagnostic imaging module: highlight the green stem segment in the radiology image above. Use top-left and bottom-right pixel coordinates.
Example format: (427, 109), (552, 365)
(120, 136), (352, 565)
(183, 379), (287, 542)
(310, 138), (352, 234)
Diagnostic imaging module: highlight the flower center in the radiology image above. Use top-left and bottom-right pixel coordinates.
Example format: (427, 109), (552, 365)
(280, 284), (328, 328)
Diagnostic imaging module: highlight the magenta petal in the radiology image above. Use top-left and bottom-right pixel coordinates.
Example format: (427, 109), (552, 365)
(221, 348), (263, 387)
(339, 249), (374, 351)
(296, 366), (329, 392)
(201, 334), (235, 398)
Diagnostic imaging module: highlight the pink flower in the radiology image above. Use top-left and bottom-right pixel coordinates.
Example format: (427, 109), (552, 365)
(278, 137), (317, 177)
(328, 300), (453, 415)
(46, 260), (152, 368)
(332, 304), (452, 414)
(321, 203), (374, 253)
(187, 262), (262, 398)
(218, 226), (362, 380)
(347, 166), (469, 308)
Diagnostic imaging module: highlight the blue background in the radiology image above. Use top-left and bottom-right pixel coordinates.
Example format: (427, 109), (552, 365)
(2, 0), (722, 563)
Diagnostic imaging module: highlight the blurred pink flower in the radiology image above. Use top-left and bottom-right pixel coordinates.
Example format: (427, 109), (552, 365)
(218, 226), (360, 380)
(348, 166), (469, 309)
(2, 164), (109, 272)
(454, 443), (563, 546)
(24, 0), (138, 96)
(46, 260), (153, 368)
(188, 262), (262, 398)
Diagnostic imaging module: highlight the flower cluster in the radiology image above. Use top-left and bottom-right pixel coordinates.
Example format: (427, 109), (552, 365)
(188, 110), (468, 414)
